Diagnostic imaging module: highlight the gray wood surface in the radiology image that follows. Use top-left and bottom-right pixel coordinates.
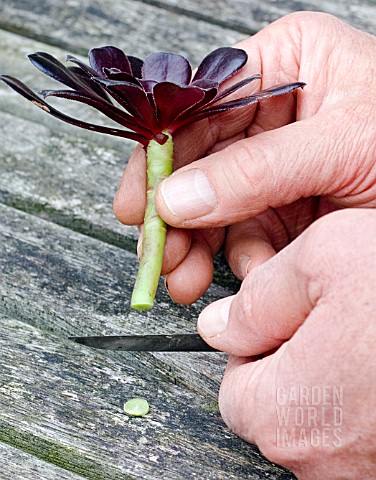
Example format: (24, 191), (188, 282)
(143, 0), (376, 34)
(0, 204), (293, 479)
(2, 315), (257, 480)
(0, 203), (229, 396)
(1, 0), (373, 477)
(0, 443), (86, 480)
(0, 0), (245, 58)
(0, 29), (241, 290)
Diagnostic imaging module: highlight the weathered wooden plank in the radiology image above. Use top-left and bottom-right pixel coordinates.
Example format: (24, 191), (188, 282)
(0, 315), (294, 479)
(144, 0), (376, 34)
(0, 107), (137, 247)
(0, 108), (239, 291)
(0, 442), (86, 480)
(1, 0), (374, 51)
(0, 204), (294, 477)
(0, 0), (245, 59)
(0, 202), (229, 398)
(0, 203), (289, 479)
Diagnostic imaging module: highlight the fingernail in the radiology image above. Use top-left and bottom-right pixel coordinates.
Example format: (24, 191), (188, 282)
(137, 236), (142, 259)
(164, 276), (171, 297)
(198, 296), (233, 338)
(136, 225), (143, 259)
(160, 169), (217, 220)
(239, 254), (251, 278)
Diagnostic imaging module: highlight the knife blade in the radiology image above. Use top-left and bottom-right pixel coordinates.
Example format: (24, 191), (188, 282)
(69, 333), (217, 352)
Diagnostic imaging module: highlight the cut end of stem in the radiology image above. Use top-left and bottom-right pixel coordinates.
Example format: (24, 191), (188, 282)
(130, 299), (154, 311)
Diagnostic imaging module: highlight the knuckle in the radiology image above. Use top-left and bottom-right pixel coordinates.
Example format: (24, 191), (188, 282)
(226, 139), (273, 212)
(296, 209), (376, 291)
(232, 267), (284, 352)
(284, 10), (344, 31)
(331, 100), (376, 200)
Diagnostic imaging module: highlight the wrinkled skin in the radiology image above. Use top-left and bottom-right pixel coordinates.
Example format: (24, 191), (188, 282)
(114, 12), (376, 479)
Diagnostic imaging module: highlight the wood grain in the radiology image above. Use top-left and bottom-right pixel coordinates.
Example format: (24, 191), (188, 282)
(1, 0), (372, 476)
(0, 29), (241, 291)
(0, 299), (294, 479)
(0, 0), (245, 59)
(141, 0), (376, 34)
(2, 315), (269, 480)
(0, 443), (86, 480)
(0, 203), (231, 397)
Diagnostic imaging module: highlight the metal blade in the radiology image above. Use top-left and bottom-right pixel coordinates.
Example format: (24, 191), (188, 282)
(69, 333), (217, 352)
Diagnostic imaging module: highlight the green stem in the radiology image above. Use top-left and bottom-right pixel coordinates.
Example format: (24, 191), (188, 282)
(131, 133), (174, 310)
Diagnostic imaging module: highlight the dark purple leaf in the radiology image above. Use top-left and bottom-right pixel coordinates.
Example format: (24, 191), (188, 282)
(191, 79), (218, 90)
(153, 82), (205, 129)
(4, 45), (306, 148)
(102, 69), (141, 87)
(195, 86), (218, 108)
(28, 52), (90, 94)
(94, 78), (159, 131)
(68, 66), (89, 76)
(1, 74), (47, 104)
(142, 52), (192, 85)
(182, 75), (260, 121)
(66, 55), (98, 77)
(66, 56), (113, 101)
(212, 74), (261, 103)
(190, 79), (220, 105)
(193, 47), (247, 84)
(171, 80), (218, 123)
(66, 66), (112, 102)
(128, 56), (143, 78)
(173, 82), (305, 131)
(105, 67), (122, 74)
(39, 89), (152, 136)
(70, 51), (143, 82)
(139, 79), (157, 94)
(0, 75), (149, 144)
(197, 82), (305, 117)
(89, 46), (131, 77)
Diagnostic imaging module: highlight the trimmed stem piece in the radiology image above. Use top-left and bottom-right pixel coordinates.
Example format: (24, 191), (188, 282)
(131, 133), (174, 310)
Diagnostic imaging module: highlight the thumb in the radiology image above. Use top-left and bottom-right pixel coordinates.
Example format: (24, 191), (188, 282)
(197, 235), (314, 356)
(155, 101), (358, 228)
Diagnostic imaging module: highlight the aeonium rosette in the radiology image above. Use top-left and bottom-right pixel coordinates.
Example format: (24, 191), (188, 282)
(1, 46), (305, 310)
